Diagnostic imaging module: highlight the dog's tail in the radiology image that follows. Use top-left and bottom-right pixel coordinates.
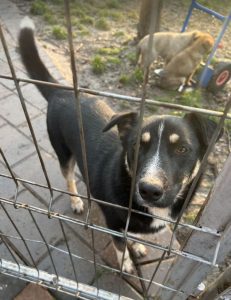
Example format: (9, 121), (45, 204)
(18, 17), (57, 100)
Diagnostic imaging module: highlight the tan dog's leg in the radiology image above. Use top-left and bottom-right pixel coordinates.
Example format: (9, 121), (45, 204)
(61, 157), (84, 214)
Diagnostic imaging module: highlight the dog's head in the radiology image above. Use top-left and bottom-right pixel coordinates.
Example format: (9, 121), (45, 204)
(196, 33), (214, 54)
(103, 112), (222, 218)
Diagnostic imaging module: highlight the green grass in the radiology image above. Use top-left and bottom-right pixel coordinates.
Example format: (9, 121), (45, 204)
(97, 47), (121, 56)
(107, 57), (121, 65)
(52, 26), (67, 40)
(119, 68), (144, 86)
(91, 55), (106, 74)
(106, 0), (120, 9)
(95, 18), (110, 30)
(80, 15), (94, 25)
(43, 12), (57, 25)
(30, 0), (48, 15)
(178, 90), (202, 107)
(126, 51), (137, 65)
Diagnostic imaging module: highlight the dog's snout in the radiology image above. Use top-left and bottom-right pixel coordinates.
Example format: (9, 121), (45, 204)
(139, 181), (164, 202)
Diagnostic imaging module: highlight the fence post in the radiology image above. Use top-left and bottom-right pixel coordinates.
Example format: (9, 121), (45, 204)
(158, 154), (231, 300)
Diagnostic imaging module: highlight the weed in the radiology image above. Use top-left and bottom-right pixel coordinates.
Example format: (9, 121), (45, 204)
(91, 55), (106, 74)
(119, 74), (130, 85)
(52, 26), (67, 40)
(106, 0), (120, 9)
(79, 27), (90, 36)
(119, 68), (143, 86)
(30, 0), (48, 15)
(80, 15), (94, 25)
(95, 18), (110, 30)
(131, 68), (144, 84)
(107, 57), (121, 65)
(178, 90), (202, 107)
(126, 51), (137, 65)
(113, 31), (125, 38)
(43, 12), (57, 25)
(97, 47), (120, 56)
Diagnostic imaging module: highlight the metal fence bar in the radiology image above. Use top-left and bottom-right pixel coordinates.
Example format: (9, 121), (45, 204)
(1, 74), (231, 119)
(28, 211), (59, 280)
(117, 2), (161, 297)
(0, 259), (133, 300)
(168, 96), (231, 254)
(0, 171), (222, 237)
(63, 0), (92, 223)
(0, 194), (223, 267)
(0, 24), (54, 212)
(0, 202), (38, 271)
(59, 220), (79, 293)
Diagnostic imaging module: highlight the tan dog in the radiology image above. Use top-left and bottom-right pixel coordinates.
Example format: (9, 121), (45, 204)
(136, 30), (203, 69)
(159, 33), (214, 89)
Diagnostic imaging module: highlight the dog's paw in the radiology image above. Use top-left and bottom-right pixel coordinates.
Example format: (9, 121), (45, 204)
(122, 256), (135, 274)
(71, 196), (84, 214)
(132, 243), (148, 258)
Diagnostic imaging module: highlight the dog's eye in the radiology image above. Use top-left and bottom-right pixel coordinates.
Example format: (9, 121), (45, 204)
(175, 145), (189, 154)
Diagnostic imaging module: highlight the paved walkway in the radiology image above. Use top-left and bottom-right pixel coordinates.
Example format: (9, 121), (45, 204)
(0, 1), (179, 299)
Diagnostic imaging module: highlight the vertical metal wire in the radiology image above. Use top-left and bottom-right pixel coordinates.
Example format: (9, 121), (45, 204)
(0, 234), (20, 270)
(63, 0), (92, 223)
(0, 202), (38, 272)
(117, 3), (158, 298)
(28, 210), (59, 280)
(90, 229), (99, 298)
(0, 148), (19, 206)
(168, 96), (231, 255)
(0, 25), (54, 212)
(59, 220), (79, 294)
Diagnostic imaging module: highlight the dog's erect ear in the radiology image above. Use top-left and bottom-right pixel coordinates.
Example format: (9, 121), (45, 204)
(192, 30), (202, 41)
(103, 112), (138, 143)
(184, 113), (223, 148)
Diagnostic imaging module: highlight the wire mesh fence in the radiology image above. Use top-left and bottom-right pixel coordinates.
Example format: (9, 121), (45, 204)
(0, 0), (231, 299)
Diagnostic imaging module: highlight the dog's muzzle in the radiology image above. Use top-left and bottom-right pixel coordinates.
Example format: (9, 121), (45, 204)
(139, 180), (164, 202)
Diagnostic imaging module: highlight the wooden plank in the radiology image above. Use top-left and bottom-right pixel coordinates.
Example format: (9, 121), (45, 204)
(158, 154), (231, 300)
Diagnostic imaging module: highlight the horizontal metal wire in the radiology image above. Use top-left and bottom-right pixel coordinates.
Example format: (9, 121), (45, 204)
(0, 259), (134, 300)
(0, 196), (219, 267)
(0, 172), (221, 237)
(0, 74), (231, 119)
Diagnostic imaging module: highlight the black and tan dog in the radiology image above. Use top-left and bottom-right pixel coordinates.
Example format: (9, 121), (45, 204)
(19, 17), (221, 273)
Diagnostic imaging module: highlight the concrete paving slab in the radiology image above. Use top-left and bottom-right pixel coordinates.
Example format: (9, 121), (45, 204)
(37, 230), (96, 285)
(0, 175), (17, 200)
(0, 82), (13, 100)
(14, 283), (54, 300)
(0, 191), (66, 264)
(0, 93), (41, 126)
(93, 271), (143, 300)
(0, 124), (35, 166)
(0, 117), (6, 128)
(20, 83), (48, 111)
(52, 180), (112, 254)
(12, 150), (66, 203)
(19, 113), (54, 154)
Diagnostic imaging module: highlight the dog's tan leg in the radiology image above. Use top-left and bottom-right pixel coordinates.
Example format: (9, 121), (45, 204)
(61, 157), (84, 214)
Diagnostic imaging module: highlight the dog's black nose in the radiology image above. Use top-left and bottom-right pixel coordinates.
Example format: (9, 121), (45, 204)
(139, 181), (163, 202)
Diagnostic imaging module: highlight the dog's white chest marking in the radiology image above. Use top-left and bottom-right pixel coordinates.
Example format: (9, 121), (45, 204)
(149, 207), (169, 229)
(144, 121), (165, 176)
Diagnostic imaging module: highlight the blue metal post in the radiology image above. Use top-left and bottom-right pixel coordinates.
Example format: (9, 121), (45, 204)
(199, 11), (231, 87)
